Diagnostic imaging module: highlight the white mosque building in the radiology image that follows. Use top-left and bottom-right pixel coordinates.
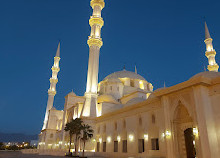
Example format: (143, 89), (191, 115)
(37, 0), (220, 158)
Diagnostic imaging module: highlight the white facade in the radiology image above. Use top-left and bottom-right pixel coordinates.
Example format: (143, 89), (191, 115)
(38, 0), (220, 158)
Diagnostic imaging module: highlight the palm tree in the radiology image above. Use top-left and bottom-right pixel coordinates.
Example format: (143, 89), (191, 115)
(64, 118), (83, 156)
(81, 124), (94, 158)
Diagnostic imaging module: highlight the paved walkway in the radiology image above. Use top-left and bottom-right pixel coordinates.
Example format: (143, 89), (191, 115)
(0, 151), (65, 158)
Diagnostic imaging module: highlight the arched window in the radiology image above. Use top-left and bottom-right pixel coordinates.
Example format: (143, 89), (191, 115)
(123, 119), (126, 129)
(130, 80), (134, 87)
(152, 114), (156, 124)
(50, 134), (53, 138)
(97, 126), (100, 134)
(139, 117), (142, 126)
(114, 122), (117, 131)
(103, 124), (106, 133)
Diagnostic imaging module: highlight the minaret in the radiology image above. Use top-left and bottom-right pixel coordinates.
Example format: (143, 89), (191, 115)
(204, 22), (219, 72)
(42, 43), (61, 130)
(82, 0), (105, 117)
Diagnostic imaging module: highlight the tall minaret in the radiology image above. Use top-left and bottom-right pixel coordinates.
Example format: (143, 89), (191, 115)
(204, 22), (219, 72)
(42, 43), (61, 130)
(82, 0), (105, 117)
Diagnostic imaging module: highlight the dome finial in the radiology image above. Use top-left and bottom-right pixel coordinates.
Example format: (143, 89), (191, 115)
(56, 42), (60, 57)
(135, 65), (137, 74)
(205, 21), (211, 40)
(123, 65), (126, 71)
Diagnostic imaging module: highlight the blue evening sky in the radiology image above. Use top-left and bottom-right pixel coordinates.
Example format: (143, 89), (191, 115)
(0, 0), (220, 135)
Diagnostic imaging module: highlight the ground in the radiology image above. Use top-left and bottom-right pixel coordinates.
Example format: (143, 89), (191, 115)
(0, 151), (65, 158)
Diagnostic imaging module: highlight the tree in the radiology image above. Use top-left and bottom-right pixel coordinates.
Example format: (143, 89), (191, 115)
(64, 118), (83, 156)
(0, 142), (4, 150)
(81, 124), (94, 158)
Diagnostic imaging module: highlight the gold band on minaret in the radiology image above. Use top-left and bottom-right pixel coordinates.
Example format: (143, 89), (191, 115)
(87, 38), (103, 48)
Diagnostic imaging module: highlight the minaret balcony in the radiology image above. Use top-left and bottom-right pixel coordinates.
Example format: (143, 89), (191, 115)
(205, 50), (216, 58)
(50, 78), (58, 84)
(208, 64), (219, 72)
(87, 37), (103, 48)
(89, 16), (104, 28)
(90, 0), (105, 10)
(48, 89), (56, 96)
(51, 67), (60, 72)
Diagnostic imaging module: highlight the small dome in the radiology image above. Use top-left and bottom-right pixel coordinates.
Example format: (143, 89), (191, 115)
(190, 71), (220, 80)
(104, 70), (146, 81)
(68, 91), (76, 96)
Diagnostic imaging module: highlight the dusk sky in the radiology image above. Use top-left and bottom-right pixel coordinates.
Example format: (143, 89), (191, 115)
(0, 0), (220, 135)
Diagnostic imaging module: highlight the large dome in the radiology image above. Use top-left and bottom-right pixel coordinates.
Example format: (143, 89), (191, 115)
(104, 70), (146, 81)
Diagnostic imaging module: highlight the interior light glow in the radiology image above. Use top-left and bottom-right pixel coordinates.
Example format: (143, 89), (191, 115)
(129, 134), (134, 141)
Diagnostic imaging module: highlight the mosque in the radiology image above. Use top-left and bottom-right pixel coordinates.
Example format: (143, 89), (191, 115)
(38, 0), (220, 158)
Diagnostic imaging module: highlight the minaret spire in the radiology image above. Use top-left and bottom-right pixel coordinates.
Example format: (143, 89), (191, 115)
(82, 0), (105, 117)
(42, 43), (61, 130)
(205, 22), (211, 40)
(204, 22), (219, 72)
(135, 65), (137, 74)
(56, 42), (60, 57)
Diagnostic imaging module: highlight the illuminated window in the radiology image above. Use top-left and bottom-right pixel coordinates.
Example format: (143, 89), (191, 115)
(139, 80), (144, 89)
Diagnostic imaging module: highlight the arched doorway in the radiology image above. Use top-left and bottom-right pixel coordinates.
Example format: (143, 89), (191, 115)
(173, 102), (196, 158)
(184, 128), (196, 158)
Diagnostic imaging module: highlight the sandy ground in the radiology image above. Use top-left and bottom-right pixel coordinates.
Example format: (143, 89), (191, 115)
(0, 151), (65, 158)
